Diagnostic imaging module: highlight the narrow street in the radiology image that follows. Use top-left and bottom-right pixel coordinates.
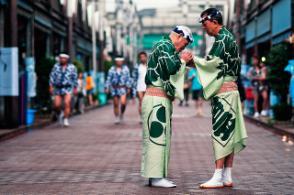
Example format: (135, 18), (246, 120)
(0, 101), (293, 195)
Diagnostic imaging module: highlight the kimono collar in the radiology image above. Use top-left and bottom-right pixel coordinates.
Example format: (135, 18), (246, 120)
(59, 63), (69, 69)
(216, 26), (226, 39)
(163, 36), (179, 55)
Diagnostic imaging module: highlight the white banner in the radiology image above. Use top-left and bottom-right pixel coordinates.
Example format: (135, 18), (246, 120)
(0, 47), (19, 96)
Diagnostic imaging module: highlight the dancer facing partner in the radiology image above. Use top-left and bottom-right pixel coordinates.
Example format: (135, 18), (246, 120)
(192, 8), (248, 188)
(141, 26), (193, 188)
(49, 53), (78, 127)
(105, 57), (132, 124)
(132, 51), (148, 122)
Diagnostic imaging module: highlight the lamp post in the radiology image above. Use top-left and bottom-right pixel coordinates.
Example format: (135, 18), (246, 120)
(91, 1), (97, 78)
(89, 0), (105, 75)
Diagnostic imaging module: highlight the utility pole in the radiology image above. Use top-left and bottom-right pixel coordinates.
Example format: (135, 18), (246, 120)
(8, 0), (17, 46)
(91, 1), (97, 77)
(98, 0), (105, 72)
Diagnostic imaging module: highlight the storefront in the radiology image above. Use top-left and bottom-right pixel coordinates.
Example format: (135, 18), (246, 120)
(271, 0), (293, 45)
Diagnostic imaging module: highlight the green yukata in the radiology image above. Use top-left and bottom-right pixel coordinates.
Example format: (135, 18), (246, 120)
(194, 27), (247, 160)
(141, 36), (185, 178)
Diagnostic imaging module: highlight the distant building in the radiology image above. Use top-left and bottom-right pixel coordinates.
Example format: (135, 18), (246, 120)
(105, 0), (141, 64)
(231, 0), (294, 63)
(138, 0), (234, 56)
(0, 0), (100, 128)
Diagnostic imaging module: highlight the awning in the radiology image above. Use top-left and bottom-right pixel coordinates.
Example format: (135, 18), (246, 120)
(77, 37), (94, 53)
(245, 20), (256, 43)
(272, 0), (292, 37)
(256, 9), (270, 37)
(35, 14), (52, 29)
(245, 40), (255, 49)
(272, 30), (292, 45)
(256, 32), (271, 44)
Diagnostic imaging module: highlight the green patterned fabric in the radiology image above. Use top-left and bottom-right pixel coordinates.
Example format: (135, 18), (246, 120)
(194, 26), (247, 160)
(141, 96), (172, 178)
(145, 36), (182, 98)
(141, 36), (185, 178)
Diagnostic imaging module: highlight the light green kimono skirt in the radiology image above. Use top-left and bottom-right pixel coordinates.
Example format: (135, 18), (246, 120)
(141, 65), (186, 178)
(195, 56), (247, 160)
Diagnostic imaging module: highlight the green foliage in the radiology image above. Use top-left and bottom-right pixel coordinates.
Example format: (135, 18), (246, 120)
(73, 59), (85, 73)
(266, 43), (291, 103)
(272, 103), (292, 121)
(104, 60), (113, 74)
(35, 57), (55, 111)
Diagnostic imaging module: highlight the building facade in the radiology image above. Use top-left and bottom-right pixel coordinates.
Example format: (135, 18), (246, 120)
(238, 0), (294, 62)
(0, 0), (99, 128)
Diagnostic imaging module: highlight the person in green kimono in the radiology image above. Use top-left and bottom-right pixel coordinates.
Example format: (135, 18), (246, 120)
(192, 8), (248, 189)
(141, 26), (194, 188)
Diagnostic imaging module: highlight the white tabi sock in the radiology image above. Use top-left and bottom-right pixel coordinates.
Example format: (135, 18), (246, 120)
(200, 169), (223, 188)
(212, 169), (223, 181)
(222, 167), (232, 183)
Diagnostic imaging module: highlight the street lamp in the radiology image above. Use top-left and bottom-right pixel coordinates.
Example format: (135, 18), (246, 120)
(88, 0), (105, 76)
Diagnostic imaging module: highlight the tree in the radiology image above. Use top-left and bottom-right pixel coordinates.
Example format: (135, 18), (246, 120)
(266, 43), (291, 104)
(73, 59), (85, 73)
(35, 57), (55, 112)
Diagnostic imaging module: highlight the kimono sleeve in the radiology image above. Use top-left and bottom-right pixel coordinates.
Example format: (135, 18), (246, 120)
(193, 56), (225, 100)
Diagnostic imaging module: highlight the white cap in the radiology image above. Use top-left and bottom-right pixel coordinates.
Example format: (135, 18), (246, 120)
(59, 53), (69, 59)
(115, 57), (124, 61)
(172, 26), (194, 43)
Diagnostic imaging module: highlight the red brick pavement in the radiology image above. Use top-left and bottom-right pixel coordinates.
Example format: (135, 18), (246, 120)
(0, 100), (293, 195)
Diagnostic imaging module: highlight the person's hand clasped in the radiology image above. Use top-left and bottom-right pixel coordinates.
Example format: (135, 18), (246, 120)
(181, 51), (193, 63)
(181, 51), (195, 67)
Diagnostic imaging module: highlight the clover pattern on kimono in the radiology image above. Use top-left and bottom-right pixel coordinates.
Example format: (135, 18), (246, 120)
(147, 104), (167, 147)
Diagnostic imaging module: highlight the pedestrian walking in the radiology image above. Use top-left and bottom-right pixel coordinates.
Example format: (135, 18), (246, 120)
(188, 67), (204, 116)
(247, 56), (269, 117)
(132, 51), (148, 122)
(105, 56), (132, 124)
(49, 53), (78, 127)
(85, 72), (95, 106)
(76, 72), (86, 114)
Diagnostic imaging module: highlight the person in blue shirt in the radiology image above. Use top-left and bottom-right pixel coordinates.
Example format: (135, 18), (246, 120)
(105, 57), (132, 124)
(49, 53), (78, 127)
(188, 67), (203, 116)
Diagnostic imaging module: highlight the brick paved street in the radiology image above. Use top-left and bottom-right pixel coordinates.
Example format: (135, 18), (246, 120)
(0, 101), (293, 195)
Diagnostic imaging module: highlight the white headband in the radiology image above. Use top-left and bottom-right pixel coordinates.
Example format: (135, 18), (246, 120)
(59, 54), (69, 59)
(115, 57), (124, 61)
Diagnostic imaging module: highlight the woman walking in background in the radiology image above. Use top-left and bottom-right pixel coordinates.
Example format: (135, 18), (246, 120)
(188, 67), (203, 116)
(133, 51), (148, 123)
(248, 56), (269, 117)
(85, 72), (95, 106)
(76, 72), (86, 113)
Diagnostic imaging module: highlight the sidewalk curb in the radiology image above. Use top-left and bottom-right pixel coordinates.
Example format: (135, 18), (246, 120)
(0, 104), (108, 142)
(244, 115), (294, 139)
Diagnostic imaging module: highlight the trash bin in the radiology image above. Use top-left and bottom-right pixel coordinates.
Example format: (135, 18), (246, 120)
(26, 109), (36, 125)
(98, 93), (107, 105)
